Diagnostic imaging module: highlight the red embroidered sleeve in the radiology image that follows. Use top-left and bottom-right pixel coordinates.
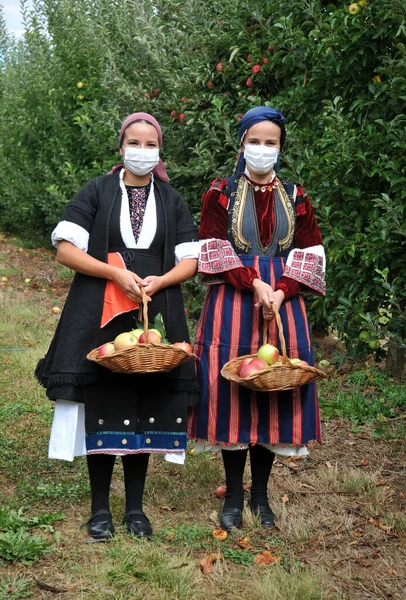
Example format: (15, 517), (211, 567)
(199, 181), (259, 290)
(275, 193), (323, 299)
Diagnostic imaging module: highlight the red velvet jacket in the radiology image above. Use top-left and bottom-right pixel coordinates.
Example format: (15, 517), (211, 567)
(198, 174), (323, 299)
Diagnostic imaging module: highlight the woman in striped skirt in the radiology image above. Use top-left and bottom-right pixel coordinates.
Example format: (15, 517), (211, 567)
(188, 106), (326, 531)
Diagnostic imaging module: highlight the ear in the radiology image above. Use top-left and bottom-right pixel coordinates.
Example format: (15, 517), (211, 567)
(119, 146), (124, 158)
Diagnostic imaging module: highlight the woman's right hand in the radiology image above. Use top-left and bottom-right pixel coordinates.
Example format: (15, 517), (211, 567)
(112, 269), (151, 303)
(252, 278), (274, 310)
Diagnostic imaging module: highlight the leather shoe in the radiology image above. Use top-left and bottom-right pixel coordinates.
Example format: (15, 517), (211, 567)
(219, 506), (243, 532)
(82, 509), (115, 540)
(123, 510), (153, 537)
(249, 501), (276, 527)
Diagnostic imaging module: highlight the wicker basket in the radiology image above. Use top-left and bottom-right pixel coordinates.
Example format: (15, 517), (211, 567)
(87, 289), (197, 374)
(221, 307), (327, 391)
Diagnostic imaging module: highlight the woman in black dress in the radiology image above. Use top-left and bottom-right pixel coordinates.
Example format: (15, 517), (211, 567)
(36, 112), (199, 539)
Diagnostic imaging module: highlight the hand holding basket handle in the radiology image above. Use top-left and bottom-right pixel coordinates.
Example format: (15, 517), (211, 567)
(221, 303), (327, 391)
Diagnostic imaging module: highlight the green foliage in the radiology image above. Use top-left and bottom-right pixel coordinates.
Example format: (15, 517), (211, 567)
(0, 0), (405, 349)
(0, 507), (64, 564)
(223, 547), (254, 565)
(0, 576), (33, 599)
(319, 367), (406, 436)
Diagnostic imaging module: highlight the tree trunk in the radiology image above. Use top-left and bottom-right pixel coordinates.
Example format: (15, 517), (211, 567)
(385, 343), (406, 382)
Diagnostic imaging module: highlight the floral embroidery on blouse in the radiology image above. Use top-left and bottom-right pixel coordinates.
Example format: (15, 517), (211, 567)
(126, 183), (151, 243)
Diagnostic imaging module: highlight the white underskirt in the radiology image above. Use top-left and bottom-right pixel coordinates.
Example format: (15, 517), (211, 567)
(193, 441), (309, 457)
(49, 400), (185, 465)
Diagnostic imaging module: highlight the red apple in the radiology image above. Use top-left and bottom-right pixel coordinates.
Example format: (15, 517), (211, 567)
(173, 341), (193, 353)
(131, 328), (144, 340)
(139, 329), (162, 344)
(152, 88), (159, 97)
(246, 54), (251, 62)
(178, 113), (185, 123)
(261, 56), (269, 64)
(170, 110), (177, 119)
(246, 77), (253, 88)
(249, 358), (268, 370)
(240, 359), (267, 378)
(257, 344), (280, 365)
(181, 97), (189, 103)
(207, 80), (214, 89)
(215, 485), (226, 498)
(144, 92), (151, 98)
(215, 62), (223, 71)
(114, 331), (138, 350)
(98, 342), (115, 357)
(239, 357), (254, 371)
(290, 358), (309, 367)
(252, 64), (261, 75)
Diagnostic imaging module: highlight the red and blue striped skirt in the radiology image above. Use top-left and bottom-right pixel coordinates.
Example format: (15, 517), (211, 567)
(188, 256), (321, 446)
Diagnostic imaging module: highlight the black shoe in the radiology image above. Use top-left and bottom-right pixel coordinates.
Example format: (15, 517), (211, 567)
(249, 501), (276, 528)
(123, 510), (153, 538)
(82, 509), (115, 540)
(219, 506), (243, 532)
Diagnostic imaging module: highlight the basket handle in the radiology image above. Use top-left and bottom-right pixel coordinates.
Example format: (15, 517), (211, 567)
(262, 303), (288, 365)
(138, 287), (150, 340)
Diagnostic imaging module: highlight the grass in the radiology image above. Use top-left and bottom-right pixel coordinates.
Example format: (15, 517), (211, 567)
(0, 234), (405, 599)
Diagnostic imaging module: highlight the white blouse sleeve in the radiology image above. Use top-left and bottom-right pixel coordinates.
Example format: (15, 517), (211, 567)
(51, 221), (90, 252)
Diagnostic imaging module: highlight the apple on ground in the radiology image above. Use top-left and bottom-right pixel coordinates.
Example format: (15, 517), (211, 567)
(257, 344), (280, 365)
(215, 485), (226, 498)
(173, 341), (193, 353)
(51, 306), (62, 315)
(239, 358), (267, 378)
(98, 342), (115, 357)
(139, 328), (162, 344)
(114, 331), (139, 350)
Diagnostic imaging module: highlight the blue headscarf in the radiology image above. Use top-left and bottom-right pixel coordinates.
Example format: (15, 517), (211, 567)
(235, 106), (286, 176)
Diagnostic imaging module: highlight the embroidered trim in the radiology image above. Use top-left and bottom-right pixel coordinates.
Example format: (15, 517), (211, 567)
(284, 249), (326, 295)
(276, 179), (296, 251)
(229, 177), (250, 251)
(198, 239), (243, 274)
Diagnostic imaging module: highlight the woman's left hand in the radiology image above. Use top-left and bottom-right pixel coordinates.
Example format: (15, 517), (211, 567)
(262, 289), (285, 320)
(141, 275), (163, 297)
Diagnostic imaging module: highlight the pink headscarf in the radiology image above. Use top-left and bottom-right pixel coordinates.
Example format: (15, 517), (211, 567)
(107, 112), (170, 183)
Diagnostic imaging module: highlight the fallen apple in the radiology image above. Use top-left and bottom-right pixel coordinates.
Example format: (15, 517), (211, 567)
(257, 344), (280, 365)
(51, 306), (62, 315)
(215, 485), (226, 498)
(173, 341), (193, 353)
(139, 328), (162, 344)
(98, 342), (115, 357)
(319, 359), (330, 368)
(1, 276), (8, 282)
(114, 331), (138, 350)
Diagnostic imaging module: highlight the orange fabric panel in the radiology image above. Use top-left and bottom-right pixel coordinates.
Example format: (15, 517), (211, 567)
(100, 253), (139, 328)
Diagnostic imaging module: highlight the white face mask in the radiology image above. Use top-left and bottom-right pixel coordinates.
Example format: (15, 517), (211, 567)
(243, 144), (279, 175)
(123, 146), (160, 176)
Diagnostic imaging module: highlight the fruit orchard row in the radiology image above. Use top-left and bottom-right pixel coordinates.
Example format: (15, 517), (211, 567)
(0, 0), (405, 354)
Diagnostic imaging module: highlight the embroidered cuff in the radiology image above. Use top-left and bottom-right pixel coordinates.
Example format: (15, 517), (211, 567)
(283, 245), (326, 295)
(198, 239), (244, 285)
(51, 221), (89, 252)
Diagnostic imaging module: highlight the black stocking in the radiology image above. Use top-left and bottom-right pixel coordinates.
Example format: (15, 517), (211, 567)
(86, 454), (116, 520)
(221, 449), (248, 511)
(121, 453), (150, 514)
(249, 444), (275, 507)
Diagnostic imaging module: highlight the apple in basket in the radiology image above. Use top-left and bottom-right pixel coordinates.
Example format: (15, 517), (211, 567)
(131, 328), (144, 341)
(173, 341), (193, 353)
(290, 358), (309, 367)
(239, 358), (268, 378)
(114, 331), (139, 350)
(98, 342), (115, 357)
(139, 329), (163, 344)
(257, 344), (280, 365)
